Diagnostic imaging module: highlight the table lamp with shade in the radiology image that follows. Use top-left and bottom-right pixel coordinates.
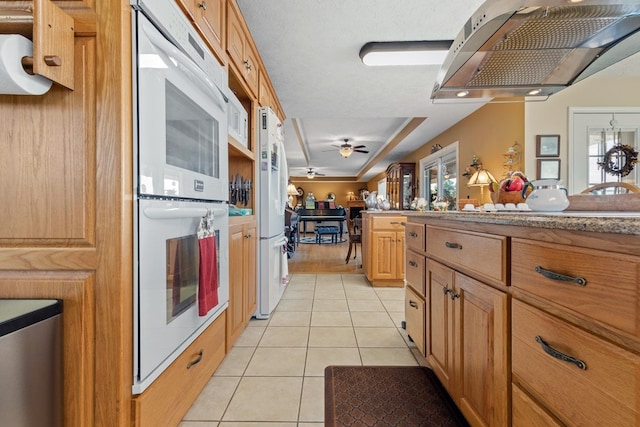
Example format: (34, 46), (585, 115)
(287, 183), (299, 208)
(467, 167), (497, 203)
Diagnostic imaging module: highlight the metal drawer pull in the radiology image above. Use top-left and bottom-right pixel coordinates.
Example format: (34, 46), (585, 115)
(534, 266), (587, 286)
(408, 231), (418, 238)
(408, 260), (418, 267)
(187, 350), (204, 369)
(409, 300), (418, 308)
(535, 336), (587, 370)
(449, 291), (460, 300)
(445, 241), (462, 250)
(390, 221), (405, 226)
(442, 287), (451, 296)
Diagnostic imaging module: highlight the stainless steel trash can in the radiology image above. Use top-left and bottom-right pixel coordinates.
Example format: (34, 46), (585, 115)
(0, 299), (63, 427)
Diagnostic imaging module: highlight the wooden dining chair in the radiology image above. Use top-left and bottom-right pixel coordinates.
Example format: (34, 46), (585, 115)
(345, 218), (361, 265)
(580, 182), (640, 195)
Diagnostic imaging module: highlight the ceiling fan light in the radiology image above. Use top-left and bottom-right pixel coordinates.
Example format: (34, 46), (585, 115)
(339, 145), (354, 157)
(307, 171), (315, 179)
(360, 40), (452, 66)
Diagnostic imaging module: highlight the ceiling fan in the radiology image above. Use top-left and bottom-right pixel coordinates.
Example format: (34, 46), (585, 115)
(305, 168), (325, 179)
(331, 139), (370, 158)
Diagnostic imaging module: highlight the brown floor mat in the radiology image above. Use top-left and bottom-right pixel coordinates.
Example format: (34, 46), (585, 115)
(324, 365), (470, 427)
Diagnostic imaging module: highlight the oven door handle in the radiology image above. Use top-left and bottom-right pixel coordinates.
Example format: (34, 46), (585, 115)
(143, 206), (227, 220)
(141, 19), (228, 108)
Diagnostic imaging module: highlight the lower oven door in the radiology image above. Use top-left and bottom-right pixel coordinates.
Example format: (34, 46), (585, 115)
(133, 198), (229, 393)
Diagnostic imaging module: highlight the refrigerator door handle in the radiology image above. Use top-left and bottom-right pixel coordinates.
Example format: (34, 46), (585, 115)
(272, 237), (288, 248)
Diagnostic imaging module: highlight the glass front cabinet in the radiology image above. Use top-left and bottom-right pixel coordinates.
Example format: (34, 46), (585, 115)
(386, 162), (415, 210)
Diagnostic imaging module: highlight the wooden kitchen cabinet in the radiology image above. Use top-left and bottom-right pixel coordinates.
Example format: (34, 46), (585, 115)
(426, 259), (509, 427)
(132, 314), (226, 427)
(227, 216), (257, 350)
(407, 214), (640, 427)
(510, 238), (640, 426)
(177, 0), (226, 64)
(404, 223), (426, 356)
(404, 284), (425, 355)
(362, 214), (406, 287)
(226, 1), (259, 96)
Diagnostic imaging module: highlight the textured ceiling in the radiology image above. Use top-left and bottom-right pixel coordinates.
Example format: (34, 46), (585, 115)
(236, 0), (640, 182)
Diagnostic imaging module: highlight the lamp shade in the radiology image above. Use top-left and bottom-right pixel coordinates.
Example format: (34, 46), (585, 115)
(287, 183), (298, 196)
(468, 169), (497, 187)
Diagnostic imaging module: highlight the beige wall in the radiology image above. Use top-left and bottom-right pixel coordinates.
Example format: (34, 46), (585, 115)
(524, 75), (640, 189)
(368, 102), (525, 203)
(289, 179), (365, 208)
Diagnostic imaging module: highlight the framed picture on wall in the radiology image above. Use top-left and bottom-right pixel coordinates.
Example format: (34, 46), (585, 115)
(537, 159), (561, 180)
(536, 135), (560, 157)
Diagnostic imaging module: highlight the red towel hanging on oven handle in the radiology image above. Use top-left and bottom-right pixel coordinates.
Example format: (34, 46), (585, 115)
(197, 209), (218, 316)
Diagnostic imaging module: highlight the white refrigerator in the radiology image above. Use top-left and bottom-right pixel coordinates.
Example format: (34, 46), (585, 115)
(256, 107), (289, 319)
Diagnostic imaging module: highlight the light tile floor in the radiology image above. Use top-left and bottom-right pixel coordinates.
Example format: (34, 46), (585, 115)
(179, 273), (423, 426)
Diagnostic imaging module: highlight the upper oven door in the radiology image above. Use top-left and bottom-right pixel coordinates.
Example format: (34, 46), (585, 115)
(135, 13), (228, 202)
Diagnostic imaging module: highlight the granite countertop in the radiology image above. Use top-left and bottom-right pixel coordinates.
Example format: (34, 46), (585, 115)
(362, 210), (640, 235)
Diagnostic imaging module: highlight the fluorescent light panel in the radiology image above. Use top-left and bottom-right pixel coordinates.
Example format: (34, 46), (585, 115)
(360, 40), (453, 66)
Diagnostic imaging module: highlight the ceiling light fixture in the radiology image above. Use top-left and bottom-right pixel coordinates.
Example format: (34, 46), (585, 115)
(339, 145), (354, 158)
(307, 171), (315, 179)
(359, 40), (453, 66)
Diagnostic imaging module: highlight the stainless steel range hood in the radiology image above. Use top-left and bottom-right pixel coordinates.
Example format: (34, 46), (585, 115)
(431, 1), (640, 101)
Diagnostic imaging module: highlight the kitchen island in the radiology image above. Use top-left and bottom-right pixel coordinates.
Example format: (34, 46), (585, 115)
(365, 209), (640, 427)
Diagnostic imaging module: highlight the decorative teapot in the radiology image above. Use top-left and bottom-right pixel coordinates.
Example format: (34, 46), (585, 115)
(365, 191), (378, 209)
(525, 179), (569, 212)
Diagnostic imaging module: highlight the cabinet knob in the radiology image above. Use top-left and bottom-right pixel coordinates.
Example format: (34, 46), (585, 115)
(198, 1), (207, 10)
(408, 231), (418, 238)
(244, 233), (252, 238)
(409, 300), (418, 308)
(408, 260), (417, 267)
(244, 59), (252, 71)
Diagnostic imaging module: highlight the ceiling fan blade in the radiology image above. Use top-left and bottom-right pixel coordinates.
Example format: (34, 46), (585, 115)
(354, 149), (369, 154)
(352, 145), (366, 149)
(315, 172), (326, 176)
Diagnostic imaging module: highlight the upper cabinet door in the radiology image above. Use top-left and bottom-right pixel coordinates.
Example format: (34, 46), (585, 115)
(226, 4), (244, 68)
(225, 2), (259, 96)
(176, 0), (226, 64)
(195, 0), (226, 63)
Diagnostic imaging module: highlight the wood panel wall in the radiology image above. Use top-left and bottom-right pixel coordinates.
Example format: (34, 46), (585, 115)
(0, 1), (133, 425)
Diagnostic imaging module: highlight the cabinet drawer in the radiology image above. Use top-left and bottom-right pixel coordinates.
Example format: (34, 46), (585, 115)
(512, 239), (640, 338)
(132, 314), (226, 427)
(405, 285), (425, 356)
(405, 249), (425, 296)
(405, 222), (425, 252)
(371, 215), (406, 230)
(512, 300), (640, 427)
(512, 384), (562, 427)
(426, 226), (507, 286)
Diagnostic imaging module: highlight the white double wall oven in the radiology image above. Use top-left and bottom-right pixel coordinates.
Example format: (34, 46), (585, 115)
(131, 0), (230, 393)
